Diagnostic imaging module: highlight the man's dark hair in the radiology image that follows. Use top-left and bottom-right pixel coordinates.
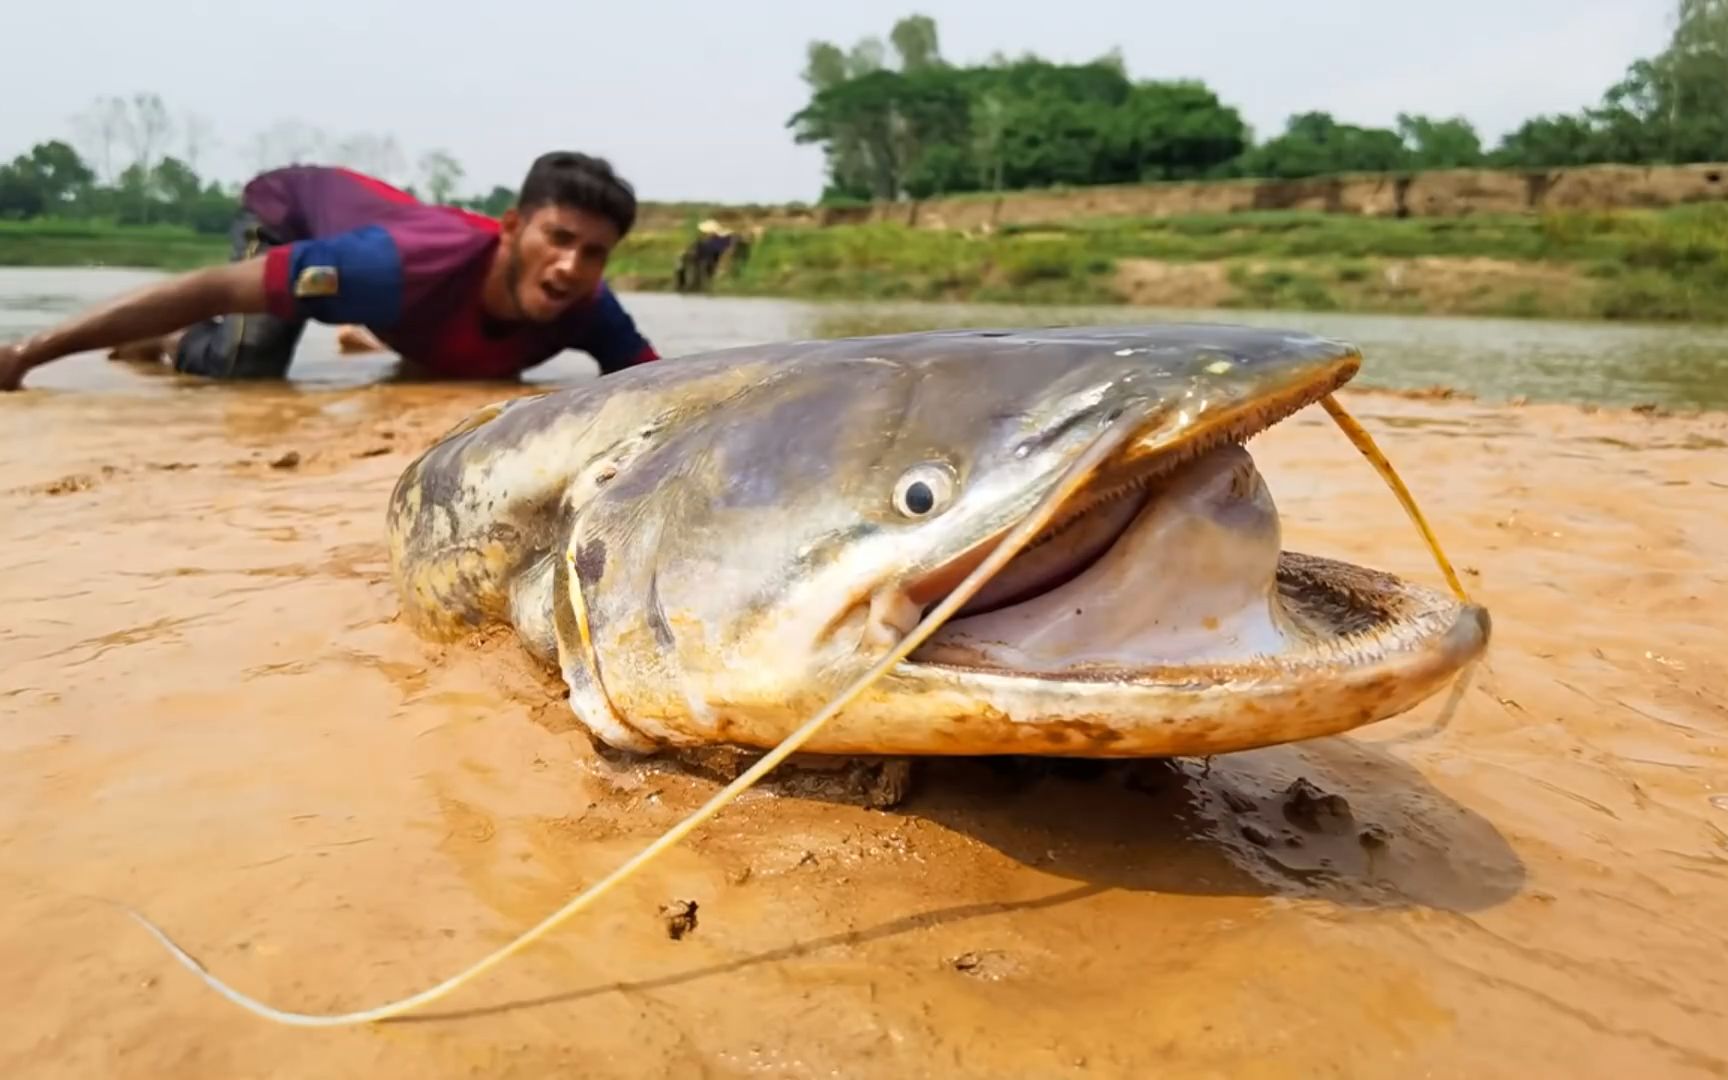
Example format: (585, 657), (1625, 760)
(517, 151), (637, 237)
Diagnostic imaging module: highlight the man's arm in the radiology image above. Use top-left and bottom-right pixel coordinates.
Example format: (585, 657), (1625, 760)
(0, 258), (269, 390)
(2, 225), (406, 390)
(576, 285), (660, 375)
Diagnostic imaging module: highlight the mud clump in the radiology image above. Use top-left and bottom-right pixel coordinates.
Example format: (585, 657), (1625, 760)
(764, 756), (915, 810)
(1241, 822), (1276, 847)
(949, 950), (1021, 981)
(852, 759), (914, 809)
(43, 474), (97, 495)
(1359, 823), (1393, 849)
(1283, 778), (1355, 834)
(1219, 787), (1258, 814)
(34, 465), (120, 495)
(659, 899), (699, 941)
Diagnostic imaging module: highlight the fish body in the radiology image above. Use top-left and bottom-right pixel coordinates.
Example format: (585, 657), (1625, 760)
(386, 324), (1489, 758)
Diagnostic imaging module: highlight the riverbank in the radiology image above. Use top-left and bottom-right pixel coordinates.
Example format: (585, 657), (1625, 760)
(7, 204), (1728, 323)
(2, 371), (1724, 1077)
(607, 206), (1728, 323)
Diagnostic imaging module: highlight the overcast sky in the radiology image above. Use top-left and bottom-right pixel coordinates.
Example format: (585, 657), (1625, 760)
(0, 0), (1678, 204)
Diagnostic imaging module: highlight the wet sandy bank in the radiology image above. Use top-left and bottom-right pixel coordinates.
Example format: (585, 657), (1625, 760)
(1, 377), (1725, 1078)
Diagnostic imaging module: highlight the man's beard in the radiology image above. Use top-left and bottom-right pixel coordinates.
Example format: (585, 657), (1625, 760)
(501, 234), (531, 321)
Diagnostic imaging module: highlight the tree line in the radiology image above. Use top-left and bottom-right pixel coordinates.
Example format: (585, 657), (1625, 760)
(0, 93), (514, 231)
(5, 1), (1726, 229)
(791, 2), (1728, 202)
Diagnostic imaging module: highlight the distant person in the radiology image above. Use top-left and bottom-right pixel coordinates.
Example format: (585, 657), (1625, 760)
(675, 218), (743, 293)
(0, 151), (659, 391)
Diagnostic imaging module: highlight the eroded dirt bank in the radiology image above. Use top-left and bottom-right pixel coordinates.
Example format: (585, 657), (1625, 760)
(642, 161), (1728, 232)
(1, 377), (1725, 1078)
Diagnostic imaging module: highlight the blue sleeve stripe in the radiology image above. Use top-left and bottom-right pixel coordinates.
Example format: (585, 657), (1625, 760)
(582, 285), (653, 372)
(285, 225), (404, 328)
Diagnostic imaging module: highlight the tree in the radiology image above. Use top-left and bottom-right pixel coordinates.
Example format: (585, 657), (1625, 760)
(889, 15), (942, 72)
(248, 120), (329, 172)
(1113, 80), (1251, 181)
(70, 95), (127, 184)
(0, 141), (97, 219)
(333, 133), (407, 184)
(848, 37), (887, 77)
(418, 150), (464, 204)
(181, 112), (217, 175)
(457, 185), (515, 216)
(1234, 112), (1410, 179)
(119, 92), (174, 178)
(802, 41), (849, 90)
(791, 20), (1253, 198)
(1396, 114), (1484, 169)
(23, 141), (95, 204)
(970, 91), (1008, 194)
(799, 41), (871, 200)
(1492, 114), (1603, 166)
(151, 156), (202, 206)
(1643, 0), (1728, 159)
(1486, 0), (1728, 167)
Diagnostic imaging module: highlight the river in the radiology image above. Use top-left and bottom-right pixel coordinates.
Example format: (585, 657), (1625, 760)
(5, 267), (1728, 410)
(2, 266), (1725, 1078)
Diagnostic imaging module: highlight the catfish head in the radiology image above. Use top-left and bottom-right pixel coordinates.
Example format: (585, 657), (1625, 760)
(548, 324), (1489, 757)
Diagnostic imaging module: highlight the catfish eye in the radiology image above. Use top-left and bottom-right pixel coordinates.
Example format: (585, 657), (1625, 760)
(893, 464), (956, 518)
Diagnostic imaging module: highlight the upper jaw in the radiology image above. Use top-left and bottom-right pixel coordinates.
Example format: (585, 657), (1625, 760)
(857, 350), (1491, 693)
(897, 354), (1359, 616)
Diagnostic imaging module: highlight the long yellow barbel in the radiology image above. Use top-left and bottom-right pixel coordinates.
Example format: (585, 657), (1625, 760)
(120, 387), (1471, 1028)
(1320, 393), (1470, 603)
(118, 399), (1148, 1027)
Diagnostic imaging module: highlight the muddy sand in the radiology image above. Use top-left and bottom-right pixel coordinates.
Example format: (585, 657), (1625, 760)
(2, 372), (1725, 1078)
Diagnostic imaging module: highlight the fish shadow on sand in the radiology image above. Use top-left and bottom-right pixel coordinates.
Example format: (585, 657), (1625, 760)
(395, 730), (1523, 1025)
(626, 718), (1525, 918)
(890, 735), (1526, 916)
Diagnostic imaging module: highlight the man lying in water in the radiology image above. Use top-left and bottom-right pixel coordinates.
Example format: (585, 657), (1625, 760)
(0, 151), (659, 391)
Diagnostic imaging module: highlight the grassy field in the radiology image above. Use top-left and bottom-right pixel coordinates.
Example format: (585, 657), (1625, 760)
(8, 205), (1728, 323)
(0, 220), (227, 272)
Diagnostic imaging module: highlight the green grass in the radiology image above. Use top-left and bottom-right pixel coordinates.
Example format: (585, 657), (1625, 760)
(0, 219), (226, 271)
(1222, 265), (1340, 311)
(607, 222), (1122, 305)
(611, 204), (1728, 323)
(12, 204), (1728, 324)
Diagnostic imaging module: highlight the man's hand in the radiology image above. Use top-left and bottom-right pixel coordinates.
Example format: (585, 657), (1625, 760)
(336, 325), (387, 355)
(1, 340), (34, 392)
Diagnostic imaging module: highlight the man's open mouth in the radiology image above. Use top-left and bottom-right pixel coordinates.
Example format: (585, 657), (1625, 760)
(895, 373), (1488, 685)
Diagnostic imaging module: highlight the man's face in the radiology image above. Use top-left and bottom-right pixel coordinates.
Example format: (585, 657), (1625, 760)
(498, 202), (622, 322)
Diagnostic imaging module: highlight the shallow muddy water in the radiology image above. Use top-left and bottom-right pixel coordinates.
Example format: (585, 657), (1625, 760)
(8, 267), (1728, 409)
(2, 270), (1726, 1077)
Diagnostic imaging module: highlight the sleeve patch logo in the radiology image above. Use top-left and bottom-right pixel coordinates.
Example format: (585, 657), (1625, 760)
(294, 265), (340, 298)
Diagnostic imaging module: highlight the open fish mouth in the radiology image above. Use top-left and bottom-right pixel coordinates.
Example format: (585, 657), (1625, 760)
(893, 366), (1490, 690)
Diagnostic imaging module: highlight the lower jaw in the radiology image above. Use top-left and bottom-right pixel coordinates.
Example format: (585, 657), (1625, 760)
(907, 549), (1480, 677)
(872, 536), (1490, 757)
(811, 558), (1489, 758)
